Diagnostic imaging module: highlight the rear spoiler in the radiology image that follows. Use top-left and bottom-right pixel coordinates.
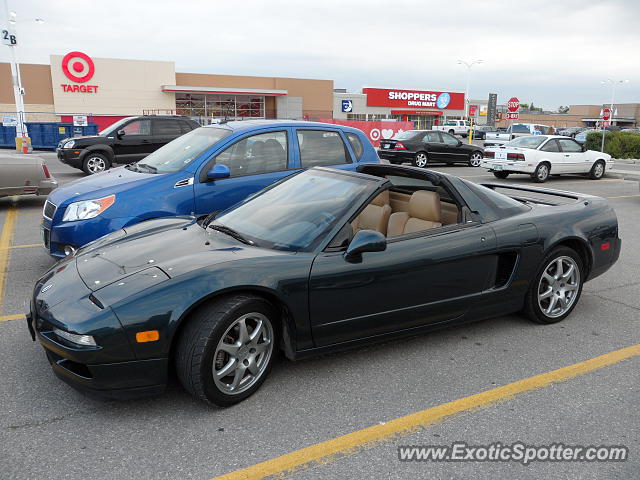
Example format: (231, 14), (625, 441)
(480, 183), (598, 205)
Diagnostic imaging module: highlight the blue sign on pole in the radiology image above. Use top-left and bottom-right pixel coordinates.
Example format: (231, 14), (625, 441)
(341, 100), (353, 113)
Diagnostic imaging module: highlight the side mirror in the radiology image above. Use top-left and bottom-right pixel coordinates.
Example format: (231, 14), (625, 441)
(344, 230), (386, 261)
(206, 164), (231, 181)
(457, 140), (463, 146)
(116, 129), (125, 139)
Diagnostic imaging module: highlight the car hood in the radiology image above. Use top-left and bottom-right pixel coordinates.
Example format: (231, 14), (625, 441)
(74, 216), (285, 292)
(47, 165), (158, 205)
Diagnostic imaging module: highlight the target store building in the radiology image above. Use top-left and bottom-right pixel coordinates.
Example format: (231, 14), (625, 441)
(333, 87), (466, 129)
(0, 51), (334, 130)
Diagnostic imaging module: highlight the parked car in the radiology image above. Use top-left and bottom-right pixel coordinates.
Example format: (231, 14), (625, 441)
(56, 115), (200, 175)
(468, 125), (495, 140)
(482, 135), (613, 182)
(574, 129), (596, 144)
(557, 126), (587, 138)
(620, 128), (640, 133)
(0, 155), (57, 199)
(378, 130), (484, 167)
(433, 120), (471, 137)
(484, 123), (554, 147)
(42, 120), (379, 257)
(27, 163), (621, 405)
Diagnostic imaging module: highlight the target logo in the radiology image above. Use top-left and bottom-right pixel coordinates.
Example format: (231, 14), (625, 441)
(369, 128), (381, 141)
(62, 51), (95, 82)
(60, 51), (99, 93)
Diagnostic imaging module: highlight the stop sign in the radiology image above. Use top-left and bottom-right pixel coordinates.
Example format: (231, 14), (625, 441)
(602, 108), (611, 121)
(507, 97), (520, 113)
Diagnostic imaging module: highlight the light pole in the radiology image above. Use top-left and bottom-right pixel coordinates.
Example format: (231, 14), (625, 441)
(457, 59), (483, 119)
(600, 78), (629, 153)
(1, 0), (43, 153)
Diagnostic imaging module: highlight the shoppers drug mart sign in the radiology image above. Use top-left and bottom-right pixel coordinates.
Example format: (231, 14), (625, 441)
(363, 88), (464, 110)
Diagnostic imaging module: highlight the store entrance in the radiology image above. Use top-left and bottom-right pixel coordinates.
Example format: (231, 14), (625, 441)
(391, 115), (437, 130)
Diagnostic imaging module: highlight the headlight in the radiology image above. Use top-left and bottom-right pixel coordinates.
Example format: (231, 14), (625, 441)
(63, 140), (75, 149)
(53, 328), (97, 346)
(62, 195), (115, 222)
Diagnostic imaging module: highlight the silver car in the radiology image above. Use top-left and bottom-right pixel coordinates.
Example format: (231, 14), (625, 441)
(0, 154), (58, 198)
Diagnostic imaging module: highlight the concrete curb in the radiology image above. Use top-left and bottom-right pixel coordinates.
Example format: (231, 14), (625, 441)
(607, 169), (640, 182)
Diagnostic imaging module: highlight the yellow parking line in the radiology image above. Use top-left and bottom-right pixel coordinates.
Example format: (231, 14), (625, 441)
(210, 343), (640, 480)
(0, 313), (24, 322)
(0, 201), (18, 313)
(3, 243), (41, 250)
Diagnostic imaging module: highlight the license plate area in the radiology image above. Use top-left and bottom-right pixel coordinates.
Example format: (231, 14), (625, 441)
(493, 164), (503, 171)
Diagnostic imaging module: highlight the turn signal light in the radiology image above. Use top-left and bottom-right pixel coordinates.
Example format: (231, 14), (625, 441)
(136, 330), (160, 343)
(507, 153), (525, 161)
(42, 164), (51, 179)
(394, 142), (407, 150)
(601, 242), (611, 251)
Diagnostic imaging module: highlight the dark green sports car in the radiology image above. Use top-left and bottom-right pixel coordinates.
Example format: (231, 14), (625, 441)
(28, 165), (620, 406)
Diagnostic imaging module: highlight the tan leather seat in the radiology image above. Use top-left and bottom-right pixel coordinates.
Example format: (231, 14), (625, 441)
(387, 190), (442, 236)
(352, 191), (392, 236)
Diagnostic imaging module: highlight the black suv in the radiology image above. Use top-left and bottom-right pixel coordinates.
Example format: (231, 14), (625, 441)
(56, 115), (201, 174)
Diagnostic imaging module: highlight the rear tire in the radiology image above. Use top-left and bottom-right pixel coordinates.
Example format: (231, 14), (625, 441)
(175, 295), (278, 407)
(448, 129), (455, 135)
(522, 247), (584, 324)
(468, 151), (483, 167)
(532, 162), (550, 183)
(493, 171), (509, 179)
(413, 152), (429, 168)
(589, 160), (605, 180)
(82, 153), (110, 175)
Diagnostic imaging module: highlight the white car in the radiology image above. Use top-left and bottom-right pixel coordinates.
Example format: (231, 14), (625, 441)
(481, 135), (613, 183)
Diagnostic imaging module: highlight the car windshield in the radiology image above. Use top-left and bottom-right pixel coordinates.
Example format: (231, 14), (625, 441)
(511, 124), (531, 134)
(134, 127), (231, 173)
(213, 169), (374, 252)
(98, 117), (133, 136)
(505, 136), (547, 149)
(393, 130), (420, 140)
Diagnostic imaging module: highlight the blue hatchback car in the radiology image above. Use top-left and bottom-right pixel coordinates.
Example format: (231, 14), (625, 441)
(43, 120), (380, 257)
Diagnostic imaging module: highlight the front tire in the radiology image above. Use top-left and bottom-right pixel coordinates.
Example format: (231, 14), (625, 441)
(82, 153), (110, 175)
(532, 162), (550, 183)
(589, 160), (605, 180)
(468, 151), (483, 167)
(493, 171), (509, 179)
(175, 295), (277, 407)
(522, 247), (584, 324)
(413, 152), (429, 168)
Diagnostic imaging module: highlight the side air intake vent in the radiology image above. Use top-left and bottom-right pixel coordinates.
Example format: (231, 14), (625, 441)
(495, 252), (518, 288)
(174, 177), (194, 188)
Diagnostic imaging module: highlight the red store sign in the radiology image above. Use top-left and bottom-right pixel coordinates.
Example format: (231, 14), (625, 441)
(363, 88), (464, 110)
(60, 51), (99, 94)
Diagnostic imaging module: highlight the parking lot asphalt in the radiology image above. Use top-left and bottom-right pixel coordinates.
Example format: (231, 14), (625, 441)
(1, 152), (639, 480)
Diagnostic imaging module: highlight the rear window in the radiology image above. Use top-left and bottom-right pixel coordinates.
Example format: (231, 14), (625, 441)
(511, 124), (531, 134)
(394, 130), (421, 140)
(505, 136), (546, 149)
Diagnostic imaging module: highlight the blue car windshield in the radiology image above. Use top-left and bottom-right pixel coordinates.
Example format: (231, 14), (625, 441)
(213, 169), (374, 252)
(136, 127), (231, 173)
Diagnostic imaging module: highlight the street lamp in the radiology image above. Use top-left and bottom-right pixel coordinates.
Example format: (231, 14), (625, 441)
(2, 1), (44, 153)
(457, 59), (483, 119)
(600, 78), (629, 152)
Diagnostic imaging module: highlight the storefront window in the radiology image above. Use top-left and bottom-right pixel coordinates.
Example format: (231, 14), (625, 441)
(175, 93), (265, 121)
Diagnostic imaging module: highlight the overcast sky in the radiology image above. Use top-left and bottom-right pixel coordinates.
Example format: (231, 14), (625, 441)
(2, 0), (638, 110)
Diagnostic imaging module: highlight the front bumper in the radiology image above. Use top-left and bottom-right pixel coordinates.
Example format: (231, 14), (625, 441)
(56, 148), (83, 168)
(28, 267), (168, 399)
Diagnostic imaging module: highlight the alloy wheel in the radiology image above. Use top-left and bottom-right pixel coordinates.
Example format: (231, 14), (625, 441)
(469, 152), (483, 167)
(593, 162), (604, 178)
(415, 153), (428, 168)
(212, 312), (274, 395)
(537, 164), (549, 181)
(86, 156), (106, 173)
(537, 256), (580, 318)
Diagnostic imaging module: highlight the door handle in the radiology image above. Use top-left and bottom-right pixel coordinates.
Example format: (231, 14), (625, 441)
(564, 154), (570, 157)
(141, 140), (151, 144)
